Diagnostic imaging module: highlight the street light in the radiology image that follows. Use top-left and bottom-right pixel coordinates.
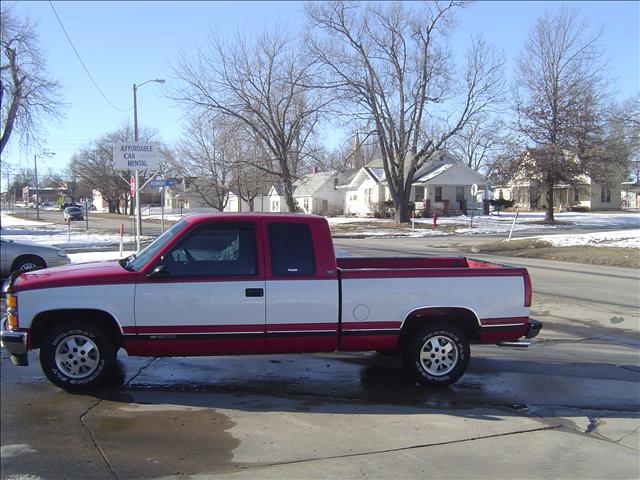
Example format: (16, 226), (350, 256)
(132, 78), (164, 250)
(33, 149), (55, 220)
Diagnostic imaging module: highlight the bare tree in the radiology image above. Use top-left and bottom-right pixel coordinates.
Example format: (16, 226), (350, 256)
(608, 94), (640, 181)
(172, 28), (328, 212)
(512, 6), (610, 222)
(450, 115), (505, 173)
(1, 5), (64, 154)
(307, 1), (504, 222)
(70, 125), (156, 214)
(171, 114), (234, 211)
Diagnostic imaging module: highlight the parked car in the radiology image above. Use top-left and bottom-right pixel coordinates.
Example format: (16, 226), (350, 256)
(0, 213), (540, 391)
(60, 202), (81, 210)
(0, 239), (70, 278)
(63, 206), (84, 221)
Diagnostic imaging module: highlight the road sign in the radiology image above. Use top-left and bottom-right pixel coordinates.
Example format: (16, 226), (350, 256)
(148, 179), (176, 188)
(114, 142), (160, 170)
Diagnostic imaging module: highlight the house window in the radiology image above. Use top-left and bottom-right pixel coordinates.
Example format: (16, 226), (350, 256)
(272, 200), (279, 211)
(574, 189), (580, 202)
(456, 187), (465, 201)
(415, 187), (424, 202)
(303, 198), (309, 211)
(601, 186), (611, 203)
(435, 186), (443, 202)
(334, 178), (339, 188)
(365, 188), (372, 204)
(352, 194), (358, 201)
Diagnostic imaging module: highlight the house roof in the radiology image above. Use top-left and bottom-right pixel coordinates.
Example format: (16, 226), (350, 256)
(293, 171), (338, 197)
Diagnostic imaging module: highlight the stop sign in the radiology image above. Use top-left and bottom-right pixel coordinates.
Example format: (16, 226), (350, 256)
(130, 175), (136, 197)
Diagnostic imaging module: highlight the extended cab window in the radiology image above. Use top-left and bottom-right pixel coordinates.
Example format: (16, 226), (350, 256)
(161, 224), (257, 277)
(268, 222), (315, 276)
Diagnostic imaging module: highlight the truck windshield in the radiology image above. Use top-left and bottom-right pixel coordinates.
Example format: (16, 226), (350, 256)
(122, 219), (187, 272)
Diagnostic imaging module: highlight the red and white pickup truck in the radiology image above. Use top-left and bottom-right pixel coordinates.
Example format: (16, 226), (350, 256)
(1, 213), (541, 391)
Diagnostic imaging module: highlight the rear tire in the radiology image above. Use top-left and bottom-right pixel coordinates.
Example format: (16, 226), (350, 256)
(39, 320), (117, 391)
(403, 323), (470, 386)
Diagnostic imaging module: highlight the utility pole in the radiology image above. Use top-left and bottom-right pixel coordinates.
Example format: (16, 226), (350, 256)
(34, 153), (40, 220)
(132, 78), (165, 251)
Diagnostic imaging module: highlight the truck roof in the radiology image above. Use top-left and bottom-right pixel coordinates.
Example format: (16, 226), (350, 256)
(182, 212), (326, 224)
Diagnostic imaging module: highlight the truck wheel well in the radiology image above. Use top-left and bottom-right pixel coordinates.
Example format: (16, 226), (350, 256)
(30, 309), (123, 350)
(398, 308), (481, 348)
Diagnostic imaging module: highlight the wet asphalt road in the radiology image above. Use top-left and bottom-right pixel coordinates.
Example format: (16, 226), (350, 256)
(1, 233), (639, 479)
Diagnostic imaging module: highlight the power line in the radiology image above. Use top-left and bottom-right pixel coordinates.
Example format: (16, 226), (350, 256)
(48, 1), (132, 113)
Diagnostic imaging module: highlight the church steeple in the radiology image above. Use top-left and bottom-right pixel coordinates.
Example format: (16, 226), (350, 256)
(351, 130), (364, 170)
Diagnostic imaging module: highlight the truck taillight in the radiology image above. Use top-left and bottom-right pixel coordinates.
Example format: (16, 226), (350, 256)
(523, 271), (532, 307)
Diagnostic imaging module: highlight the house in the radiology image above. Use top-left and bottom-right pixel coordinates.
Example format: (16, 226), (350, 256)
(164, 177), (221, 212)
(621, 180), (640, 210)
(339, 152), (488, 217)
(338, 164), (387, 217)
(494, 176), (622, 211)
(267, 183), (288, 212)
(267, 170), (346, 215)
(411, 152), (488, 215)
(293, 170), (345, 215)
(224, 191), (269, 212)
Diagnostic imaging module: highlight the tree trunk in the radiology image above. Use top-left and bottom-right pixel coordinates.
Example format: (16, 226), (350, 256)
(282, 179), (296, 212)
(545, 176), (555, 223)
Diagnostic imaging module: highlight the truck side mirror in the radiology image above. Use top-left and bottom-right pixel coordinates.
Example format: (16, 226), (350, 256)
(147, 264), (170, 278)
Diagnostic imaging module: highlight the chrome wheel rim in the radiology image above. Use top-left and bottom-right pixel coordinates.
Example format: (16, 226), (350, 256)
(19, 262), (39, 271)
(419, 335), (459, 376)
(54, 335), (100, 379)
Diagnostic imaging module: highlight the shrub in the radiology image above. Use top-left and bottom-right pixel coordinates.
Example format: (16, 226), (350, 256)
(490, 198), (514, 215)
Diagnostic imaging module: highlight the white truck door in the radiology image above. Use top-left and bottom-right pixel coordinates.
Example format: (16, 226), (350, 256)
(134, 222), (266, 355)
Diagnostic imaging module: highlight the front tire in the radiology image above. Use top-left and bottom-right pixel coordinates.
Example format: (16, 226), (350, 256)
(39, 321), (117, 391)
(403, 323), (470, 386)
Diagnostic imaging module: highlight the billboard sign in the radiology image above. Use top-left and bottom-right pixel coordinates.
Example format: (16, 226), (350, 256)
(114, 142), (160, 170)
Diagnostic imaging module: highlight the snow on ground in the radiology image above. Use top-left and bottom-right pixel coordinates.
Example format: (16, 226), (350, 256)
(1, 212), (132, 249)
(519, 229), (640, 249)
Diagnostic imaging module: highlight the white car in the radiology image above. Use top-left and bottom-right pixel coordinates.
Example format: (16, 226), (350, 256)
(0, 239), (71, 278)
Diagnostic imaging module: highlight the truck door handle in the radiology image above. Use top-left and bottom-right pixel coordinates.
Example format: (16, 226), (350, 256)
(245, 288), (264, 297)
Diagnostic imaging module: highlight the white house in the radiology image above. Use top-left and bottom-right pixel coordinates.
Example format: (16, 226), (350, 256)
(338, 166), (387, 216)
(267, 184), (288, 212)
(293, 170), (345, 215)
(340, 152), (488, 217)
(224, 192), (269, 212)
(494, 175), (622, 211)
(622, 181), (640, 210)
(267, 171), (346, 215)
(411, 152), (488, 215)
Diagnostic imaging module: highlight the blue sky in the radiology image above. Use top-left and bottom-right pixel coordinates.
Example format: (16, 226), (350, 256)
(3, 0), (639, 175)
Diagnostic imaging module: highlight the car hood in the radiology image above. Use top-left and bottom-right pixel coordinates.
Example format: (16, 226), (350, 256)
(13, 260), (136, 292)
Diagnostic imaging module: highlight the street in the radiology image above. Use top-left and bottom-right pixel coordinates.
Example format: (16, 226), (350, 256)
(1, 235), (639, 479)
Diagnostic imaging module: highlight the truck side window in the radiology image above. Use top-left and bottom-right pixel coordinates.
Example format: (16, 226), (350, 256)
(268, 223), (315, 276)
(162, 225), (257, 277)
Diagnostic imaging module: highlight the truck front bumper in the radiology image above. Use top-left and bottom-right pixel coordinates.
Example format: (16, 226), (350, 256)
(0, 318), (29, 366)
